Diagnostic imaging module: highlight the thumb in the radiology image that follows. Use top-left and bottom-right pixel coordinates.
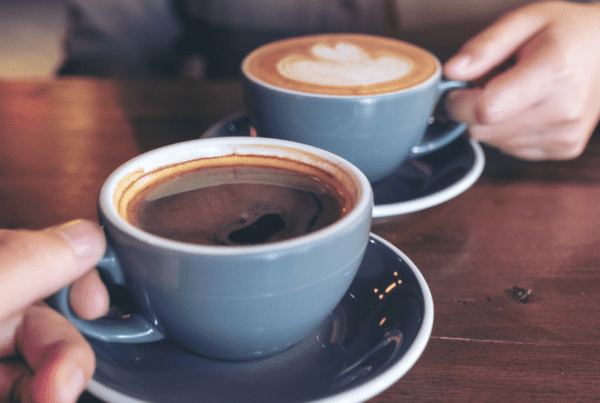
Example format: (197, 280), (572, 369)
(443, 4), (548, 81)
(0, 220), (106, 318)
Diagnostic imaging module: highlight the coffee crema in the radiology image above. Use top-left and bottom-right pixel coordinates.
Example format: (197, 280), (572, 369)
(115, 155), (354, 246)
(242, 34), (438, 96)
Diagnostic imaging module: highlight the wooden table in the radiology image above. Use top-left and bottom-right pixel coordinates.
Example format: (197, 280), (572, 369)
(1, 78), (599, 402)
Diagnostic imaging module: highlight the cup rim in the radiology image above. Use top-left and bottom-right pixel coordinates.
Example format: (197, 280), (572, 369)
(241, 33), (442, 99)
(99, 137), (373, 256)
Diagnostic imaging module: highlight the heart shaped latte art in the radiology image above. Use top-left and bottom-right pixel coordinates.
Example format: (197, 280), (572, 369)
(276, 42), (413, 87)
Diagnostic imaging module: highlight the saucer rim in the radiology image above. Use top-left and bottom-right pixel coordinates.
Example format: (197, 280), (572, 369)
(200, 112), (485, 219)
(373, 138), (485, 218)
(86, 233), (434, 403)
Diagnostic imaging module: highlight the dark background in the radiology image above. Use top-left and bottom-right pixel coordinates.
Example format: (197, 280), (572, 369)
(0, 0), (65, 78)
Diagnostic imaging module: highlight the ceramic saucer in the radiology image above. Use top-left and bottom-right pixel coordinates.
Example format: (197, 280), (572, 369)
(87, 233), (433, 403)
(200, 112), (485, 219)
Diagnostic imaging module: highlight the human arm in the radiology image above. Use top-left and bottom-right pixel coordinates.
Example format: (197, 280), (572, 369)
(443, 1), (600, 160)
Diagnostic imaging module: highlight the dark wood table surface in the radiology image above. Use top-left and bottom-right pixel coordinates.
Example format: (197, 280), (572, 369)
(1, 78), (599, 402)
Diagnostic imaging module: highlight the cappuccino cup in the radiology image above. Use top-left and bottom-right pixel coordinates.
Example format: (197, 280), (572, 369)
(53, 137), (372, 361)
(242, 33), (467, 183)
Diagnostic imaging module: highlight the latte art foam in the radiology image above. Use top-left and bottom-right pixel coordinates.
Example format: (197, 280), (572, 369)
(243, 34), (439, 96)
(277, 42), (413, 87)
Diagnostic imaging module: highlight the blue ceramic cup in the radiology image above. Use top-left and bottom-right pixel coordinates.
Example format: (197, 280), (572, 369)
(53, 137), (373, 361)
(242, 33), (467, 183)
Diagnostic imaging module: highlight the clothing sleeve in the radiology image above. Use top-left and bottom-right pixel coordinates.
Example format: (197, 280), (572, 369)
(392, 0), (600, 32)
(391, 0), (539, 32)
(58, 0), (184, 77)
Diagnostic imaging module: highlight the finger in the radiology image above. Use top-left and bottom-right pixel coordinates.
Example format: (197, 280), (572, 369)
(14, 305), (95, 403)
(69, 269), (110, 320)
(0, 313), (23, 357)
(444, 87), (484, 125)
(0, 359), (30, 401)
(471, 121), (588, 160)
(463, 95), (575, 140)
(465, 89), (596, 155)
(495, 144), (583, 161)
(478, 36), (566, 123)
(444, 4), (548, 81)
(0, 220), (106, 318)
(445, 39), (566, 126)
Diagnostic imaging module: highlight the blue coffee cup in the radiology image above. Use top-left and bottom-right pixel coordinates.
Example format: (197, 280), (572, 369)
(242, 34), (468, 183)
(53, 137), (373, 361)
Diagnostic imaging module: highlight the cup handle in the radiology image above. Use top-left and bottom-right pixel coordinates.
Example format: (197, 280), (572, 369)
(50, 243), (165, 343)
(410, 79), (469, 157)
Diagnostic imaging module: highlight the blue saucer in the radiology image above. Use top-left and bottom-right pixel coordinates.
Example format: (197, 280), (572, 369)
(201, 112), (485, 219)
(87, 234), (433, 403)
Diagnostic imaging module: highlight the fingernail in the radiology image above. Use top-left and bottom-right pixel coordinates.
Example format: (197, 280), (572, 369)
(448, 54), (472, 73)
(61, 367), (85, 402)
(55, 219), (103, 259)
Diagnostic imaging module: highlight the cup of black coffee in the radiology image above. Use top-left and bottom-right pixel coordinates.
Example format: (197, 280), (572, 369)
(53, 137), (373, 361)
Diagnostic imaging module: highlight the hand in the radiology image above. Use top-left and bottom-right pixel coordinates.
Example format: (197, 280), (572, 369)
(0, 220), (108, 403)
(443, 1), (600, 160)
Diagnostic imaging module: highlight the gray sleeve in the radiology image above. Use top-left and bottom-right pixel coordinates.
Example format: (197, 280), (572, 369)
(58, 0), (184, 77)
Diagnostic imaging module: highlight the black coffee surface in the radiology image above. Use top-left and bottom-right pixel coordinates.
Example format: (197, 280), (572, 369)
(130, 165), (343, 246)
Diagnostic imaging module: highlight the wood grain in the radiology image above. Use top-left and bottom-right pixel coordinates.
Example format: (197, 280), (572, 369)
(0, 78), (598, 402)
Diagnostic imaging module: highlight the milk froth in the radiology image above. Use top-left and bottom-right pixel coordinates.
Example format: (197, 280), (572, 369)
(243, 34), (439, 96)
(277, 42), (413, 87)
